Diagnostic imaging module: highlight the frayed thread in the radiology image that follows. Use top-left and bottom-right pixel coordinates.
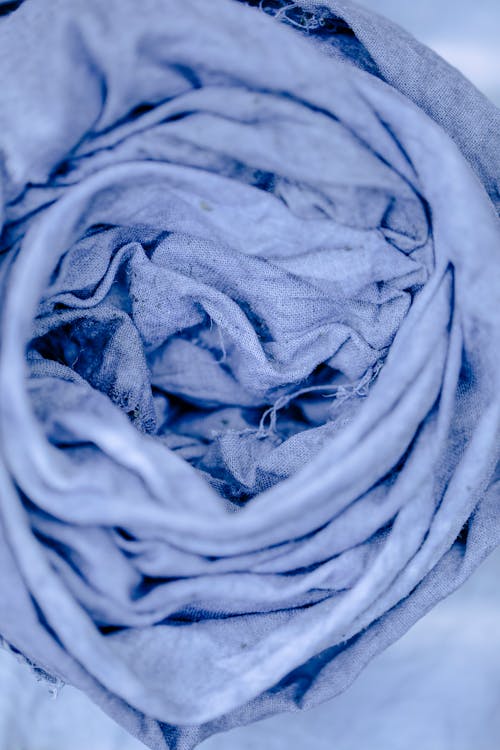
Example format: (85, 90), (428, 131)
(257, 359), (384, 438)
(243, 1), (346, 35)
(0, 637), (65, 699)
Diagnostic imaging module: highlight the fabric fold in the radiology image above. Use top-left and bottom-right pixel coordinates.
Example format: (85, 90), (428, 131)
(0, 1), (498, 748)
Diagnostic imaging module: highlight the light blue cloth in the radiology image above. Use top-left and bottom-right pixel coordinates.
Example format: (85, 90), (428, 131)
(0, 1), (498, 748)
(3, 544), (500, 750)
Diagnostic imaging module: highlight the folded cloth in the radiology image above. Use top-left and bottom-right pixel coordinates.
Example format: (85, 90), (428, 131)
(0, 1), (498, 748)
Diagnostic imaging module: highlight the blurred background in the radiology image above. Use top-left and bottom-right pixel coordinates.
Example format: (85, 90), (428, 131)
(1, 1), (498, 749)
(357, 0), (500, 104)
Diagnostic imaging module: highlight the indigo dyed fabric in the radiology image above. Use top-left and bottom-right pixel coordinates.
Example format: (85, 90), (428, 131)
(0, 1), (498, 748)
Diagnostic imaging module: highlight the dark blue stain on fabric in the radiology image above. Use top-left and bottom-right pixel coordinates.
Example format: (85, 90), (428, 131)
(0, 1), (498, 749)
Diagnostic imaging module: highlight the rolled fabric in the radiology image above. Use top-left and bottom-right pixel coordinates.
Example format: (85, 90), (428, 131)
(0, 0), (498, 748)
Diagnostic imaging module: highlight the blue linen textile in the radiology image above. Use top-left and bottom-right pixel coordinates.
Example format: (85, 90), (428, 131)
(0, 1), (498, 748)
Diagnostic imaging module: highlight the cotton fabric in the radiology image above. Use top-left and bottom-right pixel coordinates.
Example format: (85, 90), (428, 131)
(0, 1), (498, 748)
